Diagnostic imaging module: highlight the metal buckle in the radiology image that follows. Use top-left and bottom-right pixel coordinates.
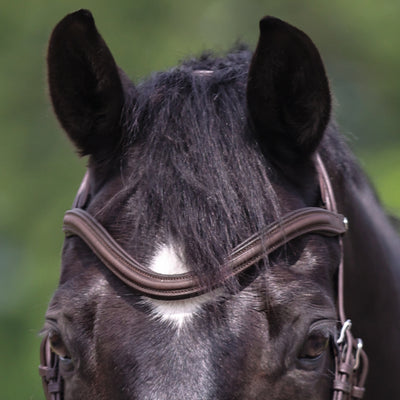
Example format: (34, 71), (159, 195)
(353, 338), (363, 371)
(337, 319), (352, 345)
(337, 320), (364, 371)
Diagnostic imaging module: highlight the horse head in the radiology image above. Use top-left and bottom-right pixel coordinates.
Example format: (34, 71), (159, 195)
(40, 10), (399, 400)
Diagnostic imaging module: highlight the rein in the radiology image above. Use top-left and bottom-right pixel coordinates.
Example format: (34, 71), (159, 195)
(39, 155), (368, 399)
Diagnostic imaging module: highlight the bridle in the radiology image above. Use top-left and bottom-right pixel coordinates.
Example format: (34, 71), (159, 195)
(39, 154), (368, 399)
(316, 156), (369, 400)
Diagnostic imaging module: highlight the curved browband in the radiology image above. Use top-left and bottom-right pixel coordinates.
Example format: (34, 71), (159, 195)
(63, 207), (347, 298)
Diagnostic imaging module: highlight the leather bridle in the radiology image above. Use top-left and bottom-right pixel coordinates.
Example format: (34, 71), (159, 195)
(39, 154), (368, 399)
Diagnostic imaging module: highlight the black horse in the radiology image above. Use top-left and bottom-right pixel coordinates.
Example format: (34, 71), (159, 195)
(40, 10), (400, 399)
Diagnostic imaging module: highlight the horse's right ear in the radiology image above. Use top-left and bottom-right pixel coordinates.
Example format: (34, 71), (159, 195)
(47, 10), (126, 160)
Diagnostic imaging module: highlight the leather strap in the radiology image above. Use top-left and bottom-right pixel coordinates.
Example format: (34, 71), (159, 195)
(39, 335), (62, 400)
(63, 207), (347, 298)
(316, 155), (368, 399)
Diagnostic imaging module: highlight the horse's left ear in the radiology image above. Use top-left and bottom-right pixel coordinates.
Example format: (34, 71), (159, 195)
(247, 17), (331, 162)
(47, 9), (126, 160)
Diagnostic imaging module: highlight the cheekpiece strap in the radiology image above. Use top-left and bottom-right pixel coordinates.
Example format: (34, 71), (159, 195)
(39, 335), (63, 400)
(316, 155), (369, 399)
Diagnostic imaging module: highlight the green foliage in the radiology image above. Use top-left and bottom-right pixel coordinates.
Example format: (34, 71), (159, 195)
(359, 148), (400, 214)
(0, 1), (398, 398)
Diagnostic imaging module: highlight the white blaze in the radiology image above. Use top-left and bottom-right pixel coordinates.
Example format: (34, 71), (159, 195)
(146, 244), (213, 329)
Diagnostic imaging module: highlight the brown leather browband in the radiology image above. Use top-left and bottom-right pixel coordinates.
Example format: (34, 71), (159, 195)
(39, 154), (369, 399)
(63, 206), (347, 298)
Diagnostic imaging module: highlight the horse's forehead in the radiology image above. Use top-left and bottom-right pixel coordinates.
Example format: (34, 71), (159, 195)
(125, 238), (334, 330)
(143, 242), (223, 329)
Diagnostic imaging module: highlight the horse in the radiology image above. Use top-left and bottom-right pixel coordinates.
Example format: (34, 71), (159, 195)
(39, 9), (400, 400)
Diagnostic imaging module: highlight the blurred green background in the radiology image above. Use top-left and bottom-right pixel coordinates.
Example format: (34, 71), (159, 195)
(1, 0), (399, 398)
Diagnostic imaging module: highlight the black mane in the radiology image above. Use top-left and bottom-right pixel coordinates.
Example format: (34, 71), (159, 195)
(106, 48), (283, 285)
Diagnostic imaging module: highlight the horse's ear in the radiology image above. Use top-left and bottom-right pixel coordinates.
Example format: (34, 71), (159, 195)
(247, 17), (331, 163)
(47, 10), (125, 160)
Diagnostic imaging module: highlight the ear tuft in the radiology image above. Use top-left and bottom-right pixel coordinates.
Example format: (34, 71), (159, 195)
(47, 9), (126, 160)
(247, 16), (331, 162)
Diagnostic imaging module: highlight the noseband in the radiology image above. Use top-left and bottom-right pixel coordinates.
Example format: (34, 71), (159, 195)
(39, 155), (368, 399)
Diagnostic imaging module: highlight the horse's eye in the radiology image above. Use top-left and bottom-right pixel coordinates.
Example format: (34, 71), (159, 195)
(299, 333), (329, 360)
(49, 331), (69, 359)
